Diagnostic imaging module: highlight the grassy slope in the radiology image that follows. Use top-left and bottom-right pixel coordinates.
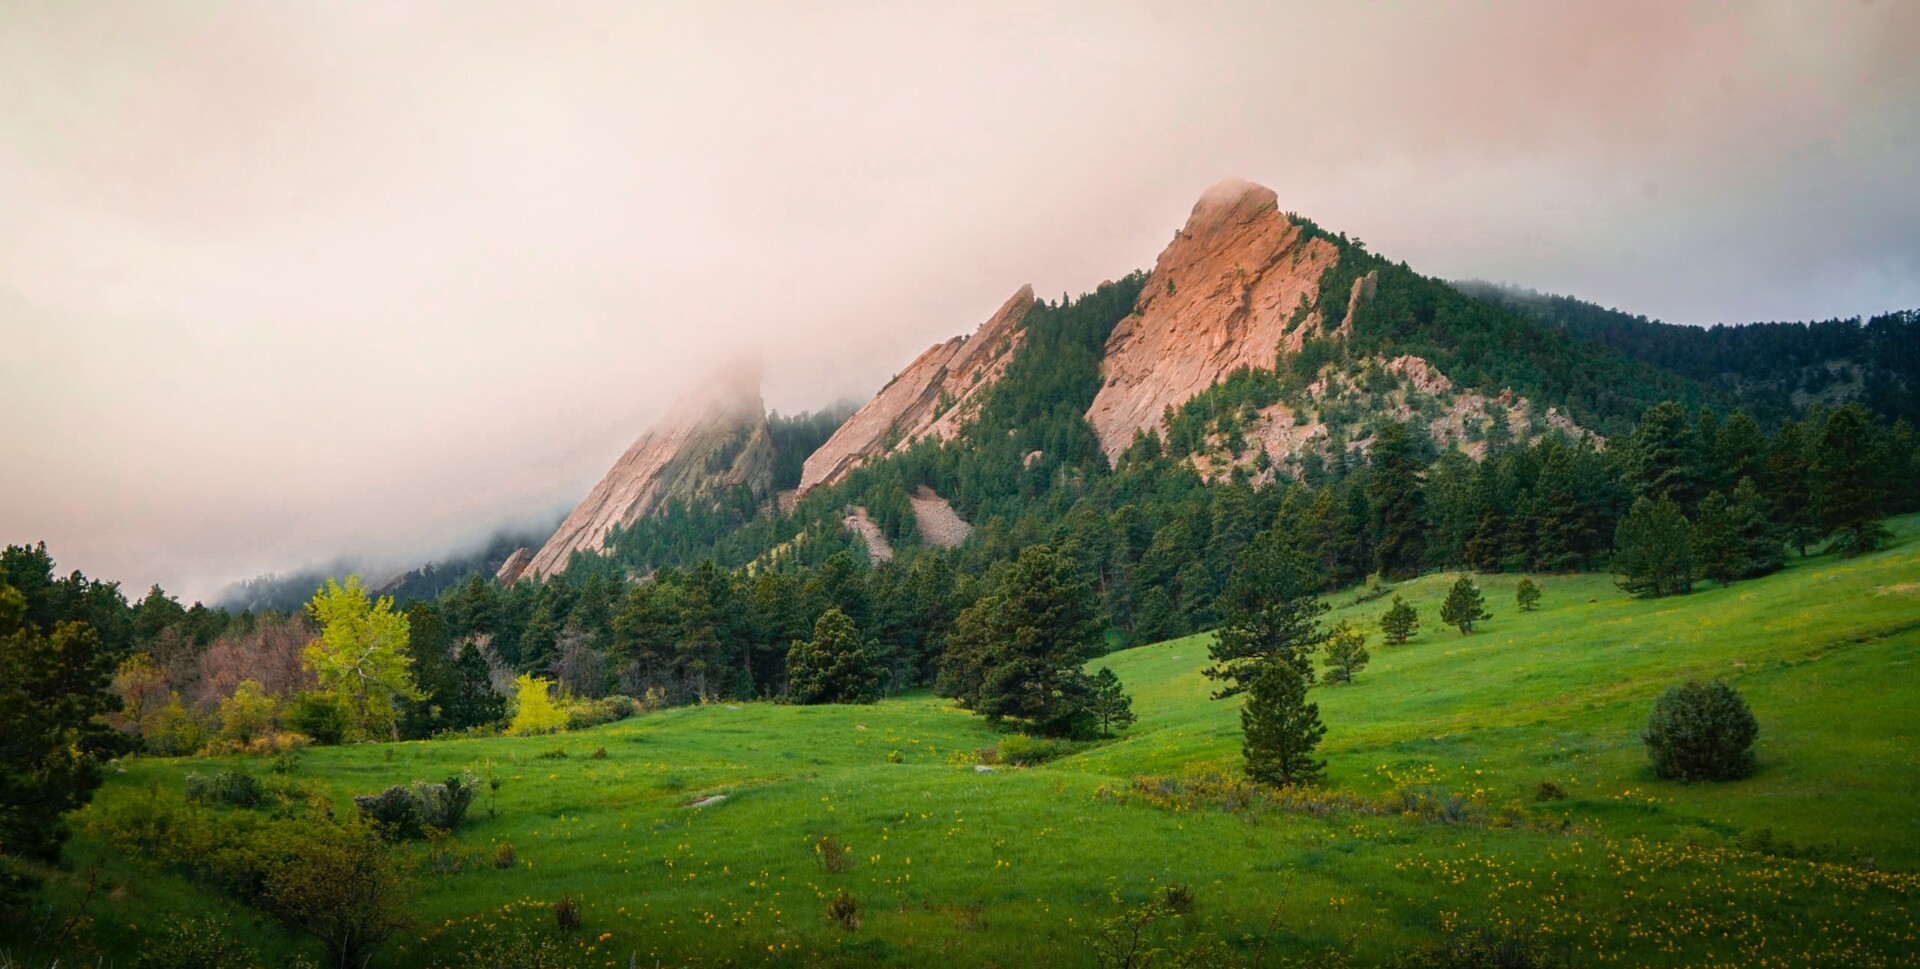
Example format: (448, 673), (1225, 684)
(59, 517), (1920, 968)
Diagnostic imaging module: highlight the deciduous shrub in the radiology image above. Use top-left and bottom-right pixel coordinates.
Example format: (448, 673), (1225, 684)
(351, 772), (478, 838)
(132, 915), (262, 969)
(996, 733), (1076, 766)
(554, 894), (582, 930)
(825, 889), (860, 931)
(184, 770), (264, 809)
(814, 834), (852, 874)
(565, 694), (639, 731)
(1644, 680), (1759, 782)
(508, 673), (568, 736)
(494, 841), (517, 869)
(284, 690), (353, 746)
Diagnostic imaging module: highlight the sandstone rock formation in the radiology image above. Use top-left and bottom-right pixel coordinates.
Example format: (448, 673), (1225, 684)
(495, 547), (533, 585)
(798, 285), (1036, 493)
(520, 365), (774, 580)
(1086, 178), (1341, 460)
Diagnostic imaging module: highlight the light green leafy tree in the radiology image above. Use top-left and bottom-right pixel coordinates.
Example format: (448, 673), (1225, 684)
(508, 673), (569, 736)
(304, 576), (419, 741)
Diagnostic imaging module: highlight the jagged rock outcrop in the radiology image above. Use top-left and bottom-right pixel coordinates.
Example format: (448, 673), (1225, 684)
(1189, 353), (1601, 484)
(495, 547), (533, 585)
(798, 285), (1036, 493)
(1086, 178), (1341, 460)
(521, 365), (774, 580)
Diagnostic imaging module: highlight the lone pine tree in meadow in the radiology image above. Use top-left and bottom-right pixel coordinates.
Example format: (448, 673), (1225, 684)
(1379, 595), (1420, 645)
(1087, 666), (1136, 738)
(1241, 659), (1325, 786)
(1207, 529), (1327, 698)
(1321, 622), (1370, 685)
(1515, 578), (1541, 612)
(1439, 576), (1490, 634)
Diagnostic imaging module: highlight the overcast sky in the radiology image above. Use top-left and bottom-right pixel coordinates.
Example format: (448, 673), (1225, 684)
(4, 1), (1917, 600)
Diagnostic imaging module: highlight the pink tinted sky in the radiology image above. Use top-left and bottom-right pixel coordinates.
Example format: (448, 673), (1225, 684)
(2, 1), (1917, 599)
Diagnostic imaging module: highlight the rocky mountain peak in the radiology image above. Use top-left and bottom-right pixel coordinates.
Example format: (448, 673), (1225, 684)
(513, 363), (773, 582)
(797, 284), (1036, 494)
(1085, 178), (1342, 461)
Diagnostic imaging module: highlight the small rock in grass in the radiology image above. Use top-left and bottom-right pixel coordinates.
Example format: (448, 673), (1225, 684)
(688, 794), (727, 808)
(974, 765), (995, 774)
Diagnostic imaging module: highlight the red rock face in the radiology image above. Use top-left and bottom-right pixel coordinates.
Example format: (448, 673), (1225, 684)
(797, 285), (1036, 493)
(1086, 178), (1340, 461)
(521, 364), (772, 580)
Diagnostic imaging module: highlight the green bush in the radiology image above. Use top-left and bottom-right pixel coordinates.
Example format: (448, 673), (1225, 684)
(566, 695), (639, 731)
(133, 915), (262, 969)
(996, 733), (1076, 766)
(352, 772), (479, 838)
(1643, 680), (1759, 782)
(184, 770), (264, 809)
(283, 691), (353, 745)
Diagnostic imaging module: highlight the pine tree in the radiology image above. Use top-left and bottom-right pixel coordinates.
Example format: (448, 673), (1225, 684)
(1320, 622), (1370, 685)
(1627, 401), (1703, 509)
(1813, 403), (1891, 556)
(1206, 531), (1327, 698)
(1764, 420), (1817, 556)
(1692, 492), (1741, 586)
(1613, 497), (1695, 598)
(1087, 667), (1137, 738)
(1515, 578), (1541, 612)
(1241, 660), (1325, 786)
(1439, 576), (1490, 634)
(1379, 595), (1420, 645)
(786, 607), (883, 705)
(1729, 478), (1785, 579)
(1367, 422), (1428, 580)
(944, 545), (1102, 737)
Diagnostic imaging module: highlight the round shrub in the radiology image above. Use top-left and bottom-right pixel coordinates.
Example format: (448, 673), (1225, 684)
(1643, 680), (1758, 782)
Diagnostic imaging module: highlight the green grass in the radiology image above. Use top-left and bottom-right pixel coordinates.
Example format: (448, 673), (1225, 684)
(50, 516), (1920, 967)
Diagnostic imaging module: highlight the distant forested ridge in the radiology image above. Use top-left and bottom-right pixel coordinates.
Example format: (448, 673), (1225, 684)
(1454, 281), (1920, 424)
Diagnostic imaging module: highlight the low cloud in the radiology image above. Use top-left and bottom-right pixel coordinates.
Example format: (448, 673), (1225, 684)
(3, 1), (1916, 598)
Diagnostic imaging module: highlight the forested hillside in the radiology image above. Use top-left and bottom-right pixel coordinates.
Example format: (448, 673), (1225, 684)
(1455, 281), (1920, 423)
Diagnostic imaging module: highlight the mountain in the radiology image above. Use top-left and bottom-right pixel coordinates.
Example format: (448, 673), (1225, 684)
(521, 177), (1915, 580)
(510, 363), (775, 582)
(1453, 281), (1920, 423)
(798, 285), (1036, 493)
(1086, 178), (1345, 459)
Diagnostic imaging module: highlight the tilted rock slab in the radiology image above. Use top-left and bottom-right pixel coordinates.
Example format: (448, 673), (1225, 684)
(1087, 178), (1340, 461)
(520, 365), (773, 580)
(797, 285), (1036, 494)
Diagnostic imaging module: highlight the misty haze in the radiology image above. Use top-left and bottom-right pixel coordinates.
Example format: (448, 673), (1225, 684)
(3, 3), (1918, 968)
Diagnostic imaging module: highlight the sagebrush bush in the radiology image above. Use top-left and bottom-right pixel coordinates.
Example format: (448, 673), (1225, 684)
(1643, 680), (1759, 782)
(494, 841), (517, 869)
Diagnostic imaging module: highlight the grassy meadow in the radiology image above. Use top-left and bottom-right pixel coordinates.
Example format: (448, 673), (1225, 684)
(52, 516), (1920, 967)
